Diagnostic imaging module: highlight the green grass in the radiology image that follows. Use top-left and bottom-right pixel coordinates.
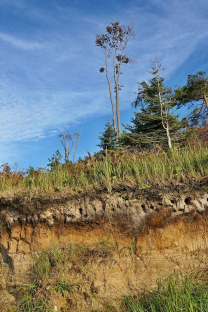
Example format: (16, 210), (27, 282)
(122, 270), (208, 312)
(14, 244), (80, 311)
(10, 242), (208, 312)
(13, 243), (113, 311)
(1, 143), (208, 195)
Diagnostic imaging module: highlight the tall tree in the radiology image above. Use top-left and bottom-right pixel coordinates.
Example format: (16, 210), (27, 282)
(125, 55), (187, 149)
(97, 120), (117, 151)
(96, 22), (135, 137)
(175, 71), (208, 126)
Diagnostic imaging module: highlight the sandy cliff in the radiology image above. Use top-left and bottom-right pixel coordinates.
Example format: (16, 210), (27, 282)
(0, 183), (208, 311)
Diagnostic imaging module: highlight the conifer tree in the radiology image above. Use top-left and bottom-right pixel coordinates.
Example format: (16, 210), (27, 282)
(175, 71), (208, 126)
(47, 150), (62, 170)
(97, 120), (117, 151)
(125, 55), (187, 149)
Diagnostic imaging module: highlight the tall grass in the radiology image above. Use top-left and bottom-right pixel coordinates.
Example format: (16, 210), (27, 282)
(123, 270), (208, 312)
(0, 144), (208, 194)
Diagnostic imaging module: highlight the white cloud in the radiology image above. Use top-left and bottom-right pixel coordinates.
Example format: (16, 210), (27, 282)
(123, 0), (208, 78)
(0, 0), (207, 159)
(0, 33), (43, 50)
(0, 85), (112, 143)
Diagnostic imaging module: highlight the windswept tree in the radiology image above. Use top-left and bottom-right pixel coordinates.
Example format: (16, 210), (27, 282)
(96, 22), (135, 137)
(175, 71), (208, 125)
(59, 124), (82, 164)
(125, 55), (187, 149)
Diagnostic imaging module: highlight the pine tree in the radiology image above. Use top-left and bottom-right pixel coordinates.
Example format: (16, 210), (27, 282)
(98, 120), (117, 151)
(175, 71), (208, 126)
(47, 150), (62, 170)
(125, 55), (187, 149)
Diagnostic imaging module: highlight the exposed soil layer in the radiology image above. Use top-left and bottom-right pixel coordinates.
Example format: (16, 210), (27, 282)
(0, 185), (208, 311)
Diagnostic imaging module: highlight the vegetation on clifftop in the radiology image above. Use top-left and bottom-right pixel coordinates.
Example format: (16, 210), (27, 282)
(0, 136), (208, 196)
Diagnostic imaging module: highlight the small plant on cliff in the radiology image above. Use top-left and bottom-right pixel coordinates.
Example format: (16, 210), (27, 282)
(52, 280), (74, 296)
(14, 243), (93, 312)
(15, 245), (70, 311)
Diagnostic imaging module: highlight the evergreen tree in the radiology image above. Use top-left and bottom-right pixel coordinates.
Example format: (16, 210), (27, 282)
(47, 150), (62, 170)
(125, 55), (187, 149)
(98, 120), (117, 151)
(175, 71), (208, 126)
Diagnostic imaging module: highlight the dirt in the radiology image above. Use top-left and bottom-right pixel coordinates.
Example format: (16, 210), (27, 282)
(0, 183), (208, 311)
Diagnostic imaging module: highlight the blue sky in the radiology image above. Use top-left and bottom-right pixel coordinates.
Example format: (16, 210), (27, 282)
(0, 0), (208, 170)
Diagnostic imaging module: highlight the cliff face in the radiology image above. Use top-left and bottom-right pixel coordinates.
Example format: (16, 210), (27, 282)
(0, 186), (208, 311)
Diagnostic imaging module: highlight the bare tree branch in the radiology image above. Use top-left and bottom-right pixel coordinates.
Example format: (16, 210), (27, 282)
(59, 124), (82, 164)
(73, 128), (83, 164)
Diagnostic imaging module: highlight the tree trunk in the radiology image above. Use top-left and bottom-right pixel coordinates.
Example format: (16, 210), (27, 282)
(204, 93), (208, 111)
(65, 138), (69, 163)
(115, 43), (127, 138)
(166, 123), (172, 149)
(65, 149), (68, 163)
(116, 84), (121, 137)
(113, 45), (121, 137)
(155, 55), (172, 149)
(105, 49), (117, 132)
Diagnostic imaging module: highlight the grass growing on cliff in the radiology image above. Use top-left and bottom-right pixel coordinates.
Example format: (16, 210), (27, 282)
(122, 270), (208, 312)
(1, 143), (208, 195)
(13, 244), (88, 311)
(14, 246), (208, 312)
(14, 244), (82, 311)
(14, 243), (113, 312)
(9, 240), (208, 312)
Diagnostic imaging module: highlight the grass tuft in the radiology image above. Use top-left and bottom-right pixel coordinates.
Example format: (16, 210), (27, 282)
(123, 271), (208, 312)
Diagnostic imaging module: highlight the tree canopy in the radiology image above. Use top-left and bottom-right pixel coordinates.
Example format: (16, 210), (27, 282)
(175, 71), (208, 125)
(125, 56), (188, 149)
(97, 120), (117, 151)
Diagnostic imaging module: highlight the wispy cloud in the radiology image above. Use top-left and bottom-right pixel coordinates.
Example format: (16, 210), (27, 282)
(0, 86), (111, 143)
(0, 33), (43, 50)
(0, 0), (207, 166)
(128, 0), (208, 76)
(0, 0), (25, 7)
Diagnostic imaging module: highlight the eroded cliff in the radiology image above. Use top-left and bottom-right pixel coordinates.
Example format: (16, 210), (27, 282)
(0, 183), (208, 311)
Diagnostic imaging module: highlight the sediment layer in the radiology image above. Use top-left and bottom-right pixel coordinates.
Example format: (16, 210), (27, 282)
(0, 186), (208, 311)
